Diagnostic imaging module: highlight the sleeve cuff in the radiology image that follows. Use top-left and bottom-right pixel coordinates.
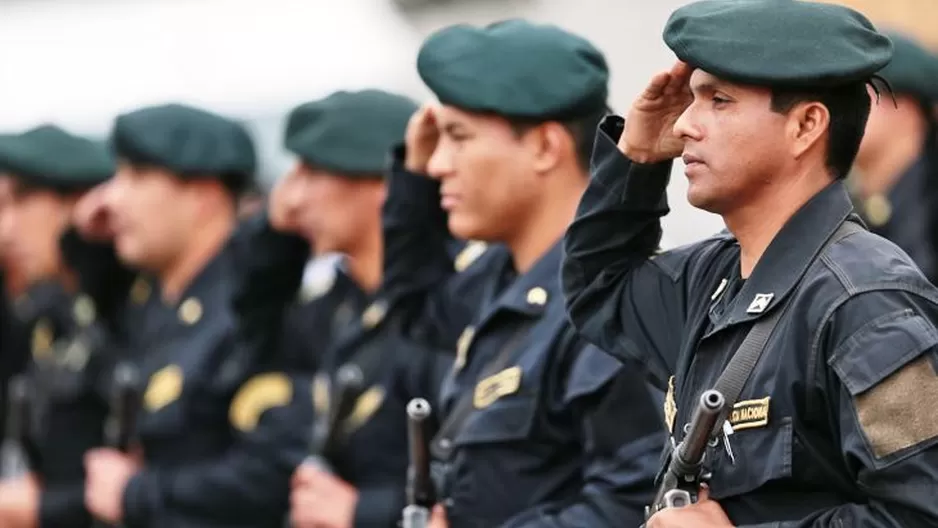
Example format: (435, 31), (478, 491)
(39, 485), (90, 528)
(122, 470), (161, 528)
(593, 115), (672, 207)
(352, 485), (406, 528)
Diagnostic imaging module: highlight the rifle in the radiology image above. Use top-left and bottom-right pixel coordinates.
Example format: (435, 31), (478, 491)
(93, 361), (141, 528)
(402, 398), (434, 528)
(284, 364), (364, 527)
(645, 389), (726, 520)
(0, 375), (32, 478)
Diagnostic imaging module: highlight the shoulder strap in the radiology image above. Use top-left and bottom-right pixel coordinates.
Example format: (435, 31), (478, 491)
(429, 324), (530, 461)
(709, 221), (862, 434)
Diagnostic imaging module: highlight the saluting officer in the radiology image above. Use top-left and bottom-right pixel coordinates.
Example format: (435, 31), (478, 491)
(385, 19), (664, 528)
(562, 1), (938, 526)
(850, 32), (938, 282)
(82, 104), (313, 528)
(258, 89), (454, 528)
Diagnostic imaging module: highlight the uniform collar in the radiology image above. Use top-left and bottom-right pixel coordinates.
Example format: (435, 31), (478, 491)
(709, 180), (856, 334)
(476, 240), (562, 328)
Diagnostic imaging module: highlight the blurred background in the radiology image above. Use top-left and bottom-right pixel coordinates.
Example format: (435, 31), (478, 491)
(0, 0), (935, 247)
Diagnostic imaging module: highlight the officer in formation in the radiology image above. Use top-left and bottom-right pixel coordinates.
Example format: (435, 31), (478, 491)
(386, 19), (664, 527)
(0, 126), (126, 528)
(562, 0), (938, 526)
(4, 2), (938, 528)
(850, 32), (938, 281)
(264, 89), (453, 527)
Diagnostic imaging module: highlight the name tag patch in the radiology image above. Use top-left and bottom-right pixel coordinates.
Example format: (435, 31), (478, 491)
(729, 397), (770, 431)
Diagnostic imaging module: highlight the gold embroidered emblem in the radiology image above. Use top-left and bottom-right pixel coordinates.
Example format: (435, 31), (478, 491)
(454, 241), (487, 272)
(144, 365), (184, 412)
(343, 386), (386, 434)
(664, 376), (677, 433)
(31, 318), (54, 360)
(178, 298), (203, 325)
(455, 326), (475, 372)
(313, 373), (330, 416)
(229, 372), (293, 433)
(473, 366), (522, 409)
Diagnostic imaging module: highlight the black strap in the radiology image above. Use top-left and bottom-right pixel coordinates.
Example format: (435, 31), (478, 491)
(708, 221), (862, 436)
(429, 324), (530, 461)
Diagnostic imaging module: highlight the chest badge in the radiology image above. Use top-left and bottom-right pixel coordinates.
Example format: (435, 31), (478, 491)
(746, 293), (775, 314)
(144, 365), (184, 412)
(473, 366), (522, 409)
(664, 376), (677, 434)
(729, 397), (771, 431)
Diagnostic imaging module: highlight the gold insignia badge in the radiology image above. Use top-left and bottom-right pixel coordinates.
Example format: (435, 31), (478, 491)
(664, 376), (677, 434)
(473, 366), (522, 409)
(343, 386), (386, 434)
(454, 326), (475, 372)
(31, 318), (54, 360)
(73, 295), (96, 327)
(144, 365), (184, 412)
(526, 287), (548, 306)
(178, 298), (203, 325)
(312, 373), (330, 416)
(454, 241), (488, 272)
(130, 277), (151, 305)
(361, 301), (387, 329)
(229, 372), (293, 433)
(729, 397), (770, 431)
(864, 194), (892, 227)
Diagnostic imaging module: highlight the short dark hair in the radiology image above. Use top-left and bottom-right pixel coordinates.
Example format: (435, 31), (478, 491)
(769, 82), (871, 179)
(507, 106), (610, 172)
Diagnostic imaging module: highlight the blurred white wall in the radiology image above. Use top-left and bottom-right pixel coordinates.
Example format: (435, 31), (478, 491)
(0, 0), (724, 245)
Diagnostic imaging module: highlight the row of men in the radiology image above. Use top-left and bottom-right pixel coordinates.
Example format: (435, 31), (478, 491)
(1, 1), (938, 527)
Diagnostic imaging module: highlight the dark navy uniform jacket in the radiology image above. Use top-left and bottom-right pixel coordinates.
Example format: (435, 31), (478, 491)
(118, 230), (313, 528)
(380, 152), (664, 528)
(562, 117), (938, 527)
(262, 219), (453, 527)
(855, 156), (938, 283)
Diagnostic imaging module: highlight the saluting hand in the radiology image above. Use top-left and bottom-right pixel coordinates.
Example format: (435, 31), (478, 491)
(404, 104), (441, 174)
(619, 61), (694, 164)
(646, 485), (735, 528)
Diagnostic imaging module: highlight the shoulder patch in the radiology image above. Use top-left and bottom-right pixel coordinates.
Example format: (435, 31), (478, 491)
(144, 365), (184, 412)
(230, 372), (293, 433)
(342, 386), (386, 434)
(455, 241), (488, 272)
(729, 397), (770, 431)
(474, 366), (522, 409)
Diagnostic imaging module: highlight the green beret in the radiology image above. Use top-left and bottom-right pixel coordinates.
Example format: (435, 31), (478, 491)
(417, 19), (609, 120)
(285, 90), (417, 176)
(0, 125), (114, 192)
(663, 0), (893, 88)
(879, 32), (938, 102)
(110, 103), (256, 187)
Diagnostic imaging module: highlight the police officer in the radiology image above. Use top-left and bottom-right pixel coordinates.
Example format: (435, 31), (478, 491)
(0, 126), (120, 528)
(81, 103), (313, 527)
(850, 32), (938, 281)
(562, 1), (938, 526)
(256, 89), (453, 528)
(385, 19), (664, 528)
